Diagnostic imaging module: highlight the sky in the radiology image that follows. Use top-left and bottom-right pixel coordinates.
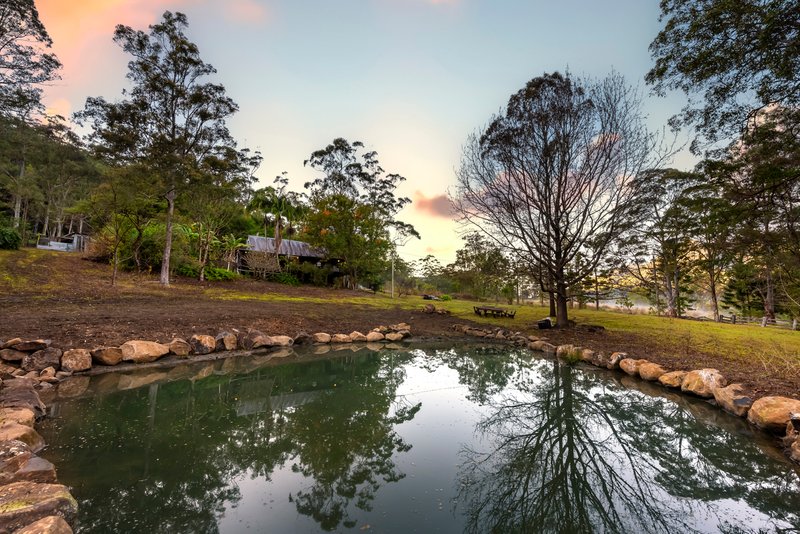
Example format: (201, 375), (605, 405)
(37, 0), (693, 265)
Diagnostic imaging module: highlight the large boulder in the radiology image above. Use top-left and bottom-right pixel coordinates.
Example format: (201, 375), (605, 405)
(10, 340), (51, 353)
(120, 341), (169, 364)
(713, 384), (753, 417)
(638, 362), (668, 381)
(59, 349), (91, 373)
(90, 347), (123, 366)
(349, 332), (368, 342)
(167, 339), (191, 358)
(312, 333), (331, 344)
(681, 369), (726, 398)
(0, 482), (77, 532)
(0, 383), (45, 417)
(21, 349), (62, 373)
(331, 334), (352, 343)
(366, 331), (385, 343)
(270, 336), (294, 347)
(0, 408), (35, 428)
(0, 423), (45, 453)
(189, 335), (216, 355)
(0, 349), (26, 362)
(619, 359), (647, 376)
(747, 396), (800, 433)
(215, 332), (238, 352)
(658, 370), (687, 388)
(385, 333), (404, 342)
(14, 515), (73, 534)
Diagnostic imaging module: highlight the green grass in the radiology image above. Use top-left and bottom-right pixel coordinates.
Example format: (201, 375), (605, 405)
(203, 282), (800, 365)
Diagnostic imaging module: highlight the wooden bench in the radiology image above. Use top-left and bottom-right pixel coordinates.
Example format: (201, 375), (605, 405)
(473, 306), (516, 318)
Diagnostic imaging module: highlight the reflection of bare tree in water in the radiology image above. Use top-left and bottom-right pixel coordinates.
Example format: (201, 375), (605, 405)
(458, 358), (689, 534)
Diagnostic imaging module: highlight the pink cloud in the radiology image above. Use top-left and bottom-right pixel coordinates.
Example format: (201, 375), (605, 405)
(413, 190), (453, 218)
(226, 0), (268, 25)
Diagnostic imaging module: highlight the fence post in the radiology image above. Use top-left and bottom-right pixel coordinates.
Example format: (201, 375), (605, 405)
(761, 317), (768, 327)
(793, 318), (798, 331)
(732, 314), (736, 325)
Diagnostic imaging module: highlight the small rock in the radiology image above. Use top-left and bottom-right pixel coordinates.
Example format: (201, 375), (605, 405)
(658, 370), (687, 388)
(312, 333), (331, 344)
(90, 347), (123, 366)
(0, 349), (26, 362)
(638, 362), (667, 381)
(189, 335), (216, 355)
(0, 482), (77, 532)
(385, 333), (404, 342)
(373, 326), (389, 334)
(606, 352), (627, 370)
(21, 348), (62, 373)
(39, 368), (55, 379)
(747, 396), (800, 433)
(389, 323), (411, 333)
(60, 349), (91, 373)
(270, 335), (294, 347)
(215, 332), (238, 352)
(791, 440), (800, 464)
(168, 339), (191, 357)
(293, 332), (312, 345)
(0, 363), (18, 380)
(0, 440), (32, 481)
(713, 384), (753, 417)
(331, 334), (353, 343)
(619, 359), (647, 376)
(0, 423), (45, 452)
(580, 349), (595, 363)
(2, 338), (22, 350)
(366, 332), (385, 342)
(681, 369), (726, 398)
(349, 331), (368, 342)
(120, 340), (169, 364)
(13, 515), (73, 534)
(10, 456), (57, 485)
(397, 330), (412, 339)
(10, 340), (51, 352)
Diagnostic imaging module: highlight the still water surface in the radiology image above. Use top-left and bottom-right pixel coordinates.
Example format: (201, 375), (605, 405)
(39, 345), (800, 533)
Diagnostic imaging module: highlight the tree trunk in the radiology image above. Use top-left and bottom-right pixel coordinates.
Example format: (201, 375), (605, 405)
(664, 268), (677, 318)
(160, 188), (176, 287)
(764, 267), (776, 321)
(709, 268), (720, 322)
(549, 292), (556, 317)
(555, 275), (570, 328)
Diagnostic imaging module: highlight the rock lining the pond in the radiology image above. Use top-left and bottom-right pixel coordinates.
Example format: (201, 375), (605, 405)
(0, 378), (78, 532)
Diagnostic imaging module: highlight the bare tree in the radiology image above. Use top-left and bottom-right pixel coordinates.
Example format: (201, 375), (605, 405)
(452, 71), (665, 327)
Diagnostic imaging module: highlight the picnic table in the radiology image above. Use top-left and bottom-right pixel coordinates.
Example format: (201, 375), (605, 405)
(473, 305), (516, 318)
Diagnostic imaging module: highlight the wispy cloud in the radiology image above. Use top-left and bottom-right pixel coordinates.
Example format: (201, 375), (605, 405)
(413, 190), (453, 218)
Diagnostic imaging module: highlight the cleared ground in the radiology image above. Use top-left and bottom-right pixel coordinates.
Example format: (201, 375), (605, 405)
(2, 248), (799, 399)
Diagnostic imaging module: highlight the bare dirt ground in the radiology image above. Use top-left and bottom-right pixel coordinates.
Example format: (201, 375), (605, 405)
(2, 249), (798, 399)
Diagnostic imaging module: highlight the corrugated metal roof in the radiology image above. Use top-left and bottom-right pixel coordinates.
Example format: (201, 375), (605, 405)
(246, 235), (326, 258)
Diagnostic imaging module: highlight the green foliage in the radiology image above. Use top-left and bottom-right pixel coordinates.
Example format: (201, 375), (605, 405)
(0, 226), (21, 249)
(204, 266), (238, 281)
(647, 0), (800, 146)
(303, 138), (418, 289)
(287, 261), (331, 287)
(440, 294), (452, 301)
(0, 0), (62, 118)
(269, 271), (300, 286)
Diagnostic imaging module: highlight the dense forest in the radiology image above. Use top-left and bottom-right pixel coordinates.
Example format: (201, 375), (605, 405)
(1, 0), (798, 325)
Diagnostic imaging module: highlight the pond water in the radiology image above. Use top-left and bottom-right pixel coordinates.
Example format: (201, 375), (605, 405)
(38, 345), (800, 533)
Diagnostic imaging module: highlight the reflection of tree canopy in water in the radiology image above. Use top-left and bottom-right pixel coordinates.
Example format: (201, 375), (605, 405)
(41, 352), (420, 533)
(456, 357), (800, 534)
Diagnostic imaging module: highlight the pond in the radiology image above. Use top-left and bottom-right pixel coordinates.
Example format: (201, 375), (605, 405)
(38, 345), (800, 533)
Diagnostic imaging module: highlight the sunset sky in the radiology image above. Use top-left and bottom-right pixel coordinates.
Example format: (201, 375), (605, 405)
(36, 0), (692, 264)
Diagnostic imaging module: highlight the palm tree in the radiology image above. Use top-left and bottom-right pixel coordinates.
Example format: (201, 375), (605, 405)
(248, 173), (304, 271)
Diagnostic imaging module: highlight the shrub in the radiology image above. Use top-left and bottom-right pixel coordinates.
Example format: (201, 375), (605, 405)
(176, 262), (200, 278)
(0, 227), (22, 250)
(269, 271), (300, 286)
(204, 266), (238, 281)
(440, 294), (452, 301)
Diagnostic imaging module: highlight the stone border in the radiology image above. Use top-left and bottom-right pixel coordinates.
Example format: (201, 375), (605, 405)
(450, 323), (800, 465)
